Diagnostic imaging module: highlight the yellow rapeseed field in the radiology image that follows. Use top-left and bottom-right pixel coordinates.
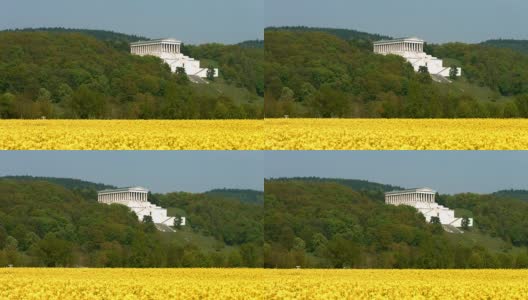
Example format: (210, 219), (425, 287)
(264, 269), (528, 299)
(0, 268), (266, 300)
(0, 120), (264, 150)
(0, 269), (527, 299)
(265, 119), (528, 150)
(2, 119), (528, 150)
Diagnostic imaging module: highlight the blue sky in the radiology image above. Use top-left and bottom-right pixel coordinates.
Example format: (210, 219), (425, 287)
(0, 0), (263, 44)
(266, 0), (528, 43)
(0, 151), (264, 193)
(1, 151), (526, 195)
(265, 151), (528, 194)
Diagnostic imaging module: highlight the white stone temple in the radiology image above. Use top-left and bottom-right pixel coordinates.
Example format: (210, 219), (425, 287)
(373, 37), (461, 78)
(130, 38), (219, 79)
(97, 186), (186, 227)
(385, 188), (473, 228)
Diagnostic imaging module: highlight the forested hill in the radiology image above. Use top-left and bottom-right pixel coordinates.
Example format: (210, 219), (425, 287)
(1, 176), (115, 191)
(0, 31), (263, 119)
(265, 178), (528, 269)
(481, 39), (528, 55)
(265, 27), (528, 118)
(268, 177), (403, 201)
(0, 178), (263, 268)
(492, 189), (528, 201)
(205, 188), (264, 205)
(237, 40), (264, 49)
(266, 26), (391, 42)
(1, 27), (147, 43)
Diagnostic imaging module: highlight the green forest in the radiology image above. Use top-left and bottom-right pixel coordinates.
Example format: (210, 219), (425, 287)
(264, 178), (528, 269)
(265, 27), (528, 118)
(0, 177), (263, 268)
(0, 29), (263, 119)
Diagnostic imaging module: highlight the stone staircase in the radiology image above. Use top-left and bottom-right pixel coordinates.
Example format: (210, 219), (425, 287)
(442, 224), (464, 234)
(188, 75), (209, 84)
(155, 223), (176, 232)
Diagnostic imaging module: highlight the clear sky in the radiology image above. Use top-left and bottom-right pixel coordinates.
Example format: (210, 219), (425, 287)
(265, 151), (528, 194)
(0, 151), (264, 193)
(0, 0), (263, 44)
(266, 0), (528, 43)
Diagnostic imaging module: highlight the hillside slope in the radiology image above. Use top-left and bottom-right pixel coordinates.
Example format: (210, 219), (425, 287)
(0, 178), (263, 267)
(0, 31), (262, 119)
(265, 178), (528, 268)
(265, 27), (528, 118)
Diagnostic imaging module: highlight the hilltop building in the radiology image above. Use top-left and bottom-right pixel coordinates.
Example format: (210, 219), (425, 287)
(373, 37), (461, 78)
(385, 188), (472, 228)
(97, 186), (185, 227)
(130, 38), (219, 79)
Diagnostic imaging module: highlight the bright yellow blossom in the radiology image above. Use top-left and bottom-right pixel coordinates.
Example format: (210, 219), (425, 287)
(1, 269), (527, 299)
(263, 269), (528, 299)
(0, 269), (266, 300)
(2, 119), (528, 150)
(0, 120), (264, 150)
(265, 118), (528, 150)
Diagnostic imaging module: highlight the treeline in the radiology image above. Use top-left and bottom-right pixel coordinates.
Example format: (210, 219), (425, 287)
(2, 27), (147, 53)
(492, 189), (528, 202)
(265, 29), (528, 118)
(0, 31), (262, 119)
(481, 39), (528, 55)
(0, 179), (262, 267)
(265, 26), (391, 43)
(237, 40), (264, 49)
(204, 188), (264, 205)
(264, 179), (528, 269)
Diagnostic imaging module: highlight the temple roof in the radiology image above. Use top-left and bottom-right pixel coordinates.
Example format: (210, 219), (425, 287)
(385, 187), (436, 195)
(374, 37), (425, 44)
(130, 38), (182, 45)
(98, 186), (149, 194)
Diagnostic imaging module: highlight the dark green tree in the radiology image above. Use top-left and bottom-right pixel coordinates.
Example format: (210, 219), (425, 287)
(461, 217), (470, 230)
(206, 67), (216, 81)
(449, 65), (459, 80)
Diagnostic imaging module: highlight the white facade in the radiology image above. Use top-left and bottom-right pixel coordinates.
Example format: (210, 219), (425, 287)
(97, 186), (186, 227)
(385, 188), (473, 228)
(373, 37), (461, 78)
(130, 38), (219, 78)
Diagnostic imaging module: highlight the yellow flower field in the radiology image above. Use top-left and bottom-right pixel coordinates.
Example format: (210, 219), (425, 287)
(1, 119), (528, 150)
(265, 269), (528, 299)
(1, 269), (527, 299)
(265, 119), (528, 150)
(0, 268), (266, 300)
(0, 120), (264, 150)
